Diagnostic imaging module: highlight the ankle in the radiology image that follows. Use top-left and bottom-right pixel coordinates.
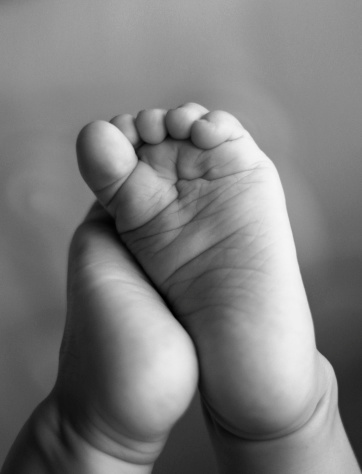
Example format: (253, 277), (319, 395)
(30, 394), (162, 474)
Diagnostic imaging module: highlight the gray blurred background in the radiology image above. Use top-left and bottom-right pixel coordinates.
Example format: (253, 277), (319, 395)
(1, 0), (362, 470)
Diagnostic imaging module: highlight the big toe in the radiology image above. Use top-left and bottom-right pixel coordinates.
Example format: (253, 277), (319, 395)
(76, 121), (138, 206)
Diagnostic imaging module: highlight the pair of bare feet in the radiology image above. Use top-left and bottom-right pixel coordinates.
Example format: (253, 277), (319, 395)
(60, 103), (327, 468)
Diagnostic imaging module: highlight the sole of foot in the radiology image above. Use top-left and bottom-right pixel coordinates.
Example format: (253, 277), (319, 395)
(77, 102), (322, 438)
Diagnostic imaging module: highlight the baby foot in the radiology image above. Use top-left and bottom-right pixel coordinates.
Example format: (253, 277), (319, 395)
(77, 103), (321, 438)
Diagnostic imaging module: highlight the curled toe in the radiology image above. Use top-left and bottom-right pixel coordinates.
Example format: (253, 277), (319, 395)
(110, 114), (142, 148)
(165, 103), (209, 140)
(191, 110), (247, 149)
(136, 109), (168, 144)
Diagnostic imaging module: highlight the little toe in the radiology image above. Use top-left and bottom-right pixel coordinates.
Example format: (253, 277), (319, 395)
(110, 114), (142, 148)
(165, 103), (209, 140)
(76, 120), (138, 207)
(191, 110), (247, 149)
(135, 109), (168, 145)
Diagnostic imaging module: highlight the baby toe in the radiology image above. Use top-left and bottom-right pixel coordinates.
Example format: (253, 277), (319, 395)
(76, 120), (138, 206)
(110, 114), (142, 148)
(136, 109), (168, 145)
(165, 103), (209, 140)
(191, 110), (247, 149)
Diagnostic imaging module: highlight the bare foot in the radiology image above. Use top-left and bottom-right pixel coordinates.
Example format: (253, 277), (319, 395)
(57, 204), (198, 466)
(77, 103), (324, 438)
